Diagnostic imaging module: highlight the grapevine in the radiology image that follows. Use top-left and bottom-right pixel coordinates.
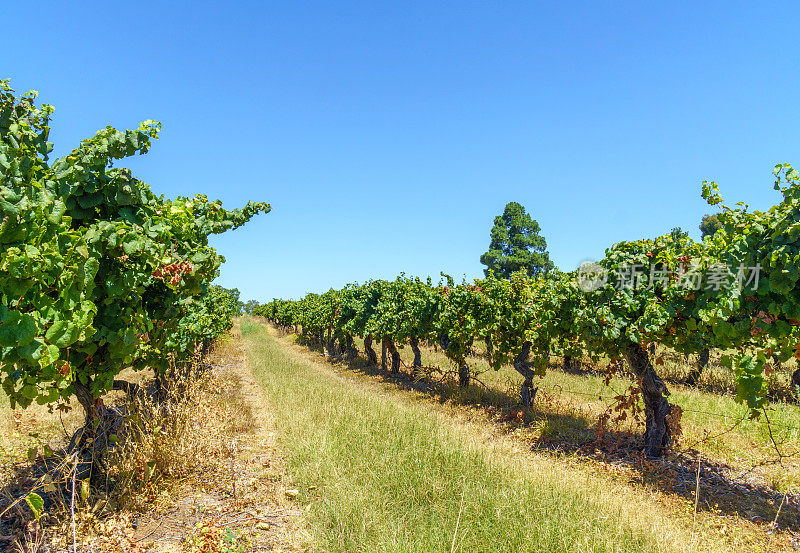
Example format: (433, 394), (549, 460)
(257, 165), (800, 457)
(0, 80), (269, 420)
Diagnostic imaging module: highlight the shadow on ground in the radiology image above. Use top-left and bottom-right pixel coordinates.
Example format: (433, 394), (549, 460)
(288, 330), (800, 533)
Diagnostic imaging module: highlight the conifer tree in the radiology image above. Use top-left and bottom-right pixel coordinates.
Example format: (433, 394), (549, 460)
(480, 202), (553, 278)
(699, 213), (722, 240)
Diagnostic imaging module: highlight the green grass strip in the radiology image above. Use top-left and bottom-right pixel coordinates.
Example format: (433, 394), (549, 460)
(241, 319), (659, 553)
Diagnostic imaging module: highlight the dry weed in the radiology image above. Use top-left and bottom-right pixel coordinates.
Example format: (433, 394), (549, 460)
(1, 348), (255, 551)
(106, 363), (253, 513)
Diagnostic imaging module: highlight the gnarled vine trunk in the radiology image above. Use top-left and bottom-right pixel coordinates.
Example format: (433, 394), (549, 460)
(345, 333), (357, 358)
(74, 380), (97, 424)
(71, 378), (137, 483)
(563, 355), (578, 373)
(335, 335), (347, 357)
(74, 378), (141, 423)
(386, 338), (401, 374)
(325, 329), (337, 358)
(364, 336), (378, 365)
(685, 347), (709, 386)
(792, 367), (800, 397)
(409, 337), (422, 380)
(512, 341), (538, 406)
(458, 363), (470, 387)
(624, 342), (672, 458)
(466, 336), (475, 357)
(437, 332), (468, 386)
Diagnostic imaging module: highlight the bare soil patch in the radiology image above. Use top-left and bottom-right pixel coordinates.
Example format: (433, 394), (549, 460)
(132, 331), (309, 552)
(1, 328), (308, 552)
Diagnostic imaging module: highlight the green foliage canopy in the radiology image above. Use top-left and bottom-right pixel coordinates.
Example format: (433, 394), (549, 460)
(0, 80), (269, 412)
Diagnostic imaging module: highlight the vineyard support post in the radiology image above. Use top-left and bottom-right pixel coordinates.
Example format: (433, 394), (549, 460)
(381, 339), (388, 371)
(624, 343), (672, 458)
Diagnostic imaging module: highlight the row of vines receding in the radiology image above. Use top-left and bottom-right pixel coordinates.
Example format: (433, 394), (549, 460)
(256, 164), (800, 459)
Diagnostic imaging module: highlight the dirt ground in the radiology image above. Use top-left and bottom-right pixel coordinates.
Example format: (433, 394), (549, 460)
(0, 331), (309, 553)
(131, 335), (310, 552)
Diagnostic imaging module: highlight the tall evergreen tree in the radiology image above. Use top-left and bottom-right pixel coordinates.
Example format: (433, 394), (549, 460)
(480, 202), (553, 278)
(243, 299), (261, 314)
(670, 226), (689, 240)
(699, 213), (722, 240)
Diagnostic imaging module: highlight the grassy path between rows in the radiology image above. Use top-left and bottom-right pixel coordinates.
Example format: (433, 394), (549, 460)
(239, 317), (733, 553)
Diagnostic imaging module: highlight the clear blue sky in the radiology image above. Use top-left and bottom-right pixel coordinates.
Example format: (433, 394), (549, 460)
(3, 2), (798, 301)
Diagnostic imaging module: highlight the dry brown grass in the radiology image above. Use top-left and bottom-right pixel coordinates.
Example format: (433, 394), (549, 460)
(0, 331), (306, 552)
(106, 363), (255, 513)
